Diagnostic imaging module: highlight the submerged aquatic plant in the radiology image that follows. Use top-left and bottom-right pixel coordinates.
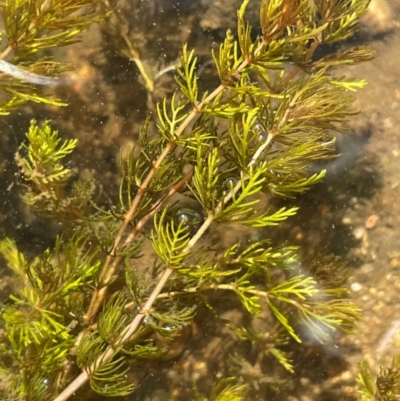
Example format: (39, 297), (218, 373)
(0, 0), (378, 400)
(0, 59), (70, 85)
(358, 358), (400, 401)
(0, 0), (105, 114)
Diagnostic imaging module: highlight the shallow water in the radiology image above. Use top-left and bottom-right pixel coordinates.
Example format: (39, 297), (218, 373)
(0, 0), (400, 400)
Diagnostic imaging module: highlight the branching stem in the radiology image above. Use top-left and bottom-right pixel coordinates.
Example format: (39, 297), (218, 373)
(60, 26), (308, 401)
(83, 40), (265, 325)
(281, 32), (322, 86)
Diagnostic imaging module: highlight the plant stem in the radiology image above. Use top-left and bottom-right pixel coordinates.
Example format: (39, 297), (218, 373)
(83, 169), (192, 323)
(63, 30), (307, 401)
(83, 55), (255, 324)
(54, 269), (174, 401)
(0, 45), (12, 60)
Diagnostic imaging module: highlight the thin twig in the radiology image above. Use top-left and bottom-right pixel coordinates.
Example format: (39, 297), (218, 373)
(0, 45), (13, 61)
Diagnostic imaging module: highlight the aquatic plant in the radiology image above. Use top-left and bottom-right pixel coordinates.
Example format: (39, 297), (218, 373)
(0, 0), (105, 113)
(0, 0), (378, 400)
(358, 358), (400, 401)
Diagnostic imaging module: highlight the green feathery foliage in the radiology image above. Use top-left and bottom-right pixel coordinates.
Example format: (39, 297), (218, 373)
(0, 0), (106, 114)
(358, 358), (400, 401)
(0, 0), (377, 400)
(15, 120), (95, 224)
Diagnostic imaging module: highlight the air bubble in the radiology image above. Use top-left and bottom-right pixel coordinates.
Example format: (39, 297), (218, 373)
(252, 123), (265, 135)
(221, 177), (242, 203)
(163, 324), (178, 332)
(224, 177), (237, 189)
(251, 122), (269, 147)
(255, 131), (269, 145)
(175, 208), (203, 235)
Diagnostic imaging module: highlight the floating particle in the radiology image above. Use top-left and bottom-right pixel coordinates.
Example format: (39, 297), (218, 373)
(365, 214), (379, 229)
